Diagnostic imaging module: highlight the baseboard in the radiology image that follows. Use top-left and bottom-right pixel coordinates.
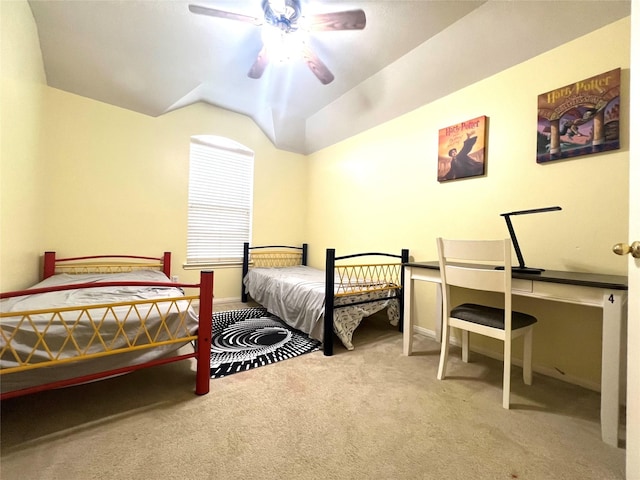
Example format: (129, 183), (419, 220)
(412, 325), (601, 393)
(213, 297), (243, 305)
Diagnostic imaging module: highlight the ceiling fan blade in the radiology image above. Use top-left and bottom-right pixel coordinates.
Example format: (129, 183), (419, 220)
(301, 45), (334, 85)
(248, 45), (270, 79)
(188, 4), (262, 25)
(307, 10), (366, 31)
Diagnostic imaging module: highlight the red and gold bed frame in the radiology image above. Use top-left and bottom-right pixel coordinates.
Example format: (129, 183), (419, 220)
(0, 252), (213, 400)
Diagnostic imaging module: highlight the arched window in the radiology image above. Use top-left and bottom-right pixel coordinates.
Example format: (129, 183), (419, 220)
(187, 135), (254, 265)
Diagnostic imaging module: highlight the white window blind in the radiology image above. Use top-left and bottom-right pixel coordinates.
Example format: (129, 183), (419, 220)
(187, 136), (254, 264)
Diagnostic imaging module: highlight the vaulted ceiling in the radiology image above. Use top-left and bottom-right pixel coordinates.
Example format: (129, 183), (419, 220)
(28, 0), (631, 154)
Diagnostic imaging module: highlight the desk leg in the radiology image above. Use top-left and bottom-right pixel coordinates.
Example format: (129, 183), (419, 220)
(403, 267), (414, 356)
(600, 291), (626, 447)
(435, 285), (443, 343)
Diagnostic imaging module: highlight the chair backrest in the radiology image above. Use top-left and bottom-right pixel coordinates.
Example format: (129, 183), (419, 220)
(437, 238), (512, 294)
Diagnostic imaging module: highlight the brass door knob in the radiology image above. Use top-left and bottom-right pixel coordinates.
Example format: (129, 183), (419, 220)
(613, 241), (640, 258)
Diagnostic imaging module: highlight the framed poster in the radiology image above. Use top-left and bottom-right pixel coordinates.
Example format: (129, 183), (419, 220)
(437, 115), (487, 182)
(536, 68), (620, 163)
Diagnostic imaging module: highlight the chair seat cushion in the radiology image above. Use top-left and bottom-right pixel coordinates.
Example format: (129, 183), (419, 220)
(451, 303), (537, 330)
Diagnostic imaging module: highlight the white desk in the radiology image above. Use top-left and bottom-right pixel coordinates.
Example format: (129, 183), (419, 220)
(402, 261), (628, 448)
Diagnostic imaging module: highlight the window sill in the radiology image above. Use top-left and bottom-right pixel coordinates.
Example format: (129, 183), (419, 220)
(183, 261), (242, 270)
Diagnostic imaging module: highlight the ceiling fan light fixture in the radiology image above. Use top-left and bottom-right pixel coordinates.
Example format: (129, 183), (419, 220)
(261, 24), (305, 63)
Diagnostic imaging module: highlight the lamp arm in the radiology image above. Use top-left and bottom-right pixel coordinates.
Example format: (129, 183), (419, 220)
(503, 215), (526, 269)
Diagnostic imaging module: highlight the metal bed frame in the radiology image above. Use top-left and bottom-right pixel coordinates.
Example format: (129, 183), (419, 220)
(241, 243), (409, 355)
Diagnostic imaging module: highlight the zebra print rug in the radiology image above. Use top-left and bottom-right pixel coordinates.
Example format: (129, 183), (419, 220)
(210, 307), (321, 379)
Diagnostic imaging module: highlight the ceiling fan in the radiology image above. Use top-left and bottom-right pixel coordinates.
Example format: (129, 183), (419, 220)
(188, 0), (366, 84)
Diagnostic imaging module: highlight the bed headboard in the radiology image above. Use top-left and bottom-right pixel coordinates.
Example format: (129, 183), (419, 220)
(243, 243), (308, 268)
(43, 252), (172, 279)
(241, 243), (308, 302)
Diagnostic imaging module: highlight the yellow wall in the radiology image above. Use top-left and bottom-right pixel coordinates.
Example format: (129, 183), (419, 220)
(35, 91), (308, 298)
(306, 17), (631, 390)
(0, 1), (48, 291)
(0, 2), (308, 297)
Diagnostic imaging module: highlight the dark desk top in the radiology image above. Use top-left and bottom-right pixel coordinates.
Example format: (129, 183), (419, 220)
(404, 261), (628, 291)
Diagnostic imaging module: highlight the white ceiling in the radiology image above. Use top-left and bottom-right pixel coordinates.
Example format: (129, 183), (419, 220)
(28, 0), (631, 154)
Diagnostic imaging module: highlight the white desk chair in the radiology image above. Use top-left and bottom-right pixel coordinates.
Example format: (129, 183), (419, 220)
(436, 238), (537, 409)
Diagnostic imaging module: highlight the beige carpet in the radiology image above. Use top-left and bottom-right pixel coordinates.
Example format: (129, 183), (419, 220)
(0, 306), (625, 480)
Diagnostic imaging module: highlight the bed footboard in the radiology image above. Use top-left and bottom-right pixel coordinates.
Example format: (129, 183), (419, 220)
(323, 248), (409, 356)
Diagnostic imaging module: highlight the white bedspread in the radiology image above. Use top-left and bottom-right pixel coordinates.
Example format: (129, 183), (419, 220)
(243, 266), (398, 350)
(1, 270), (198, 392)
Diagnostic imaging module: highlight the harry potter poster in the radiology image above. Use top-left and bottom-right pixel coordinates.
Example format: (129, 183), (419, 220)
(438, 115), (487, 182)
(537, 68), (620, 163)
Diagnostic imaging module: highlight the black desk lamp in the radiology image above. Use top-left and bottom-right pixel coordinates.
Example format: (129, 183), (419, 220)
(499, 206), (562, 274)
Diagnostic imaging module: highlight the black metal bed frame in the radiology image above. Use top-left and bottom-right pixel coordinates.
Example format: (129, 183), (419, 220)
(241, 242), (409, 356)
